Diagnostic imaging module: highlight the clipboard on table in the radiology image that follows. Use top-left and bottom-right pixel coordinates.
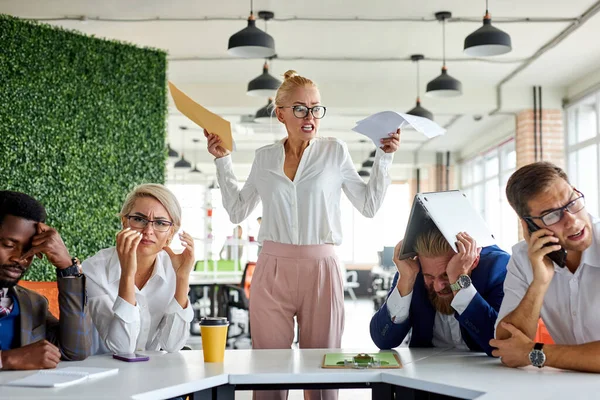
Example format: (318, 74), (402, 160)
(321, 353), (402, 369)
(398, 190), (496, 260)
(168, 81), (234, 152)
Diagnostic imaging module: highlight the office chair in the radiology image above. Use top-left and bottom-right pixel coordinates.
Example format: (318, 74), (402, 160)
(216, 262), (256, 349)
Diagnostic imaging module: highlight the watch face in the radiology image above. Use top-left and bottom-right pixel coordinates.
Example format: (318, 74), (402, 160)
(458, 274), (471, 288)
(529, 350), (545, 367)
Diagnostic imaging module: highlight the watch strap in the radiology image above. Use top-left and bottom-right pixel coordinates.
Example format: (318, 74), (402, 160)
(534, 342), (544, 351)
(56, 257), (81, 278)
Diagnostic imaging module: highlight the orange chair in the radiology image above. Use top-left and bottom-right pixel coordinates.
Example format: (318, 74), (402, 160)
(535, 319), (554, 344)
(241, 262), (256, 299)
(18, 281), (60, 318)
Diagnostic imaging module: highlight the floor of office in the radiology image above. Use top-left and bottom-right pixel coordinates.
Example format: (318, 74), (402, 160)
(233, 297), (376, 400)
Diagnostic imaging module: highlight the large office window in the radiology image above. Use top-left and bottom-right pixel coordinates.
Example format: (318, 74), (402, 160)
(338, 183), (410, 264)
(460, 139), (517, 252)
(566, 92), (600, 217)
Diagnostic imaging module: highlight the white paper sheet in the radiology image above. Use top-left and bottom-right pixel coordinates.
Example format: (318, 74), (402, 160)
(351, 111), (445, 148)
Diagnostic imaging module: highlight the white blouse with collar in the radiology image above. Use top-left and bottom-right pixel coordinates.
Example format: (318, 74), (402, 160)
(83, 247), (193, 354)
(215, 137), (394, 246)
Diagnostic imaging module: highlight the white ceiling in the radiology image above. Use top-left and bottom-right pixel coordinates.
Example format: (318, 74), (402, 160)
(4, 0), (600, 181)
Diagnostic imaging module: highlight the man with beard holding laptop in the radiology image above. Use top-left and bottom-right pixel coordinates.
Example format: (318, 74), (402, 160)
(370, 226), (509, 356)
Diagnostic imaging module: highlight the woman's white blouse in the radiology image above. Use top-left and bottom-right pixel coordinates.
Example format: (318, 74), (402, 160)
(83, 247), (193, 354)
(215, 137), (393, 245)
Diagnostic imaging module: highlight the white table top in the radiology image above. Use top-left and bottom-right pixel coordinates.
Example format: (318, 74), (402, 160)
(0, 351), (227, 400)
(1, 348), (598, 399)
(382, 349), (600, 400)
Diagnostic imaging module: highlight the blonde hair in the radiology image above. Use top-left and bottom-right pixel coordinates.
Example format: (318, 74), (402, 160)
(274, 70), (318, 108)
(414, 227), (453, 258)
(120, 184), (182, 231)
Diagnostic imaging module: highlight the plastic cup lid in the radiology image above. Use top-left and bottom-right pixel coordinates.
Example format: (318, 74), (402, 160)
(199, 317), (229, 326)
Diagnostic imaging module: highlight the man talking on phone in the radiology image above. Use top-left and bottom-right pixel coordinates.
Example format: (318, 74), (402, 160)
(370, 226), (510, 355)
(492, 162), (600, 373)
(0, 191), (92, 370)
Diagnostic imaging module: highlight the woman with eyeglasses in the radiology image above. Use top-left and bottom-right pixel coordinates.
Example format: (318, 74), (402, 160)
(204, 70), (400, 400)
(82, 184), (195, 355)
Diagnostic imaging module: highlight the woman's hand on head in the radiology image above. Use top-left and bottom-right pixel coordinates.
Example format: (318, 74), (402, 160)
(204, 129), (231, 159)
(116, 227), (142, 278)
(163, 231), (196, 279)
(380, 128), (401, 154)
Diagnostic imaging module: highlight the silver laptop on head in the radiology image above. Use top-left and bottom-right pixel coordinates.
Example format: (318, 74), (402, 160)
(399, 190), (496, 260)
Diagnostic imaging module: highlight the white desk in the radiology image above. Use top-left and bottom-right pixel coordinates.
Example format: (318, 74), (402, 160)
(383, 349), (600, 400)
(1, 348), (599, 400)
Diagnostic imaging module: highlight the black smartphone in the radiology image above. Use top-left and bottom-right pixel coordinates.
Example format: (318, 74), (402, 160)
(113, 353), (150, 362)
(525, 219), (567, 268)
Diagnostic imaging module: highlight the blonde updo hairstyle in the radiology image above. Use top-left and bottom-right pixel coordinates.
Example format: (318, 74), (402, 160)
(120, 184), (182, 234)
(274, 70), (318, 108)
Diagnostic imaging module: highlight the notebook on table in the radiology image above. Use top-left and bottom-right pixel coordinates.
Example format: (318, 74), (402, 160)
(3, 367), (118, 388)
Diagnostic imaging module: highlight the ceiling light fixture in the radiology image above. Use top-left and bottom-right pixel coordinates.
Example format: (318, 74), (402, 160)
(247, 60), (281, 97)
(167, 143), (179, 158)
(254, 97), (274, 122)
(426, 12), (462, 98)
(190, 138), (202, 173)
(227, 4), (275, 59)
(174, 126), (191, 169)
(464, 0), (512, 56)
(406, 54), (434, 121)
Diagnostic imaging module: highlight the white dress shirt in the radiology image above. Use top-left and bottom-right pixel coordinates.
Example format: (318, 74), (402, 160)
(83, 247), (193, 354)
(215, 137), (393, 245)
(496, 215), (600, 345)
(386, 283), (478, 350)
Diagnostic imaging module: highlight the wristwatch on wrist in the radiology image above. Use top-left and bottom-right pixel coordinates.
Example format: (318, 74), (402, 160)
(529, 342), (546, 368)
(450, 274), (472, 292)
(56, 257), (82, 278)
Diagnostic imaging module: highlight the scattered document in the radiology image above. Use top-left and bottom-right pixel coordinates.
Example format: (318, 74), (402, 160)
(3, 366), (118, 388)
(168, 81), (234, 152)
(352, 111), (445, 148)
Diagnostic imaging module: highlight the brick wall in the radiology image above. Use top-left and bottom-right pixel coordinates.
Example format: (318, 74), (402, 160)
(516, 109), (565, 169)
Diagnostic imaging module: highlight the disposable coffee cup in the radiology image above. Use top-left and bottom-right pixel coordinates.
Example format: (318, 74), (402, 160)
(199, 317), (229, 362)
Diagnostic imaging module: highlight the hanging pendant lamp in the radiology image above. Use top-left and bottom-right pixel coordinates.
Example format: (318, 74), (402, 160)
(189, 138), (202, 173)
(426, 12), (462, 98)
(174, 156), (192, 169)
(464, 0), (512, 56)
(254, 98), (274, 122)
(406, 54), (434, 121)
(167, 143), (179, 158)
(247, 61), (281, 97)
(174, 126), (191, 169)
(228, 5), (275, 59)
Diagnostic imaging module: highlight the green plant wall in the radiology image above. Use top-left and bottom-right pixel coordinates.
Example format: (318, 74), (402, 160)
(0, 15), (168, 280)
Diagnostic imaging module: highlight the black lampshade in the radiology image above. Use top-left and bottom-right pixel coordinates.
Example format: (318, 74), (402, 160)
(407, 99), (434, 121)
(426, 67), (462, 97)
(248, 62), (281, 97)
(167, 143), (179, 158)
(255, 98), (274, 122)
(190, 164), (202, 173)
(174, 155), (192, 169)
(464, 15), (512, 57)
(358, 170), (370, 177)
(362, 160), (374, 168)
(228, 16), (275, 58)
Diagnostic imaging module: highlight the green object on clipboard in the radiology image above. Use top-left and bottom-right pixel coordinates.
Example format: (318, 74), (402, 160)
(321, 352), (402, 369)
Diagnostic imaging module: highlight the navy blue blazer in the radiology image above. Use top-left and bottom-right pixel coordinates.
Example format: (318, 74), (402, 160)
(370, 245), (509, 356)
